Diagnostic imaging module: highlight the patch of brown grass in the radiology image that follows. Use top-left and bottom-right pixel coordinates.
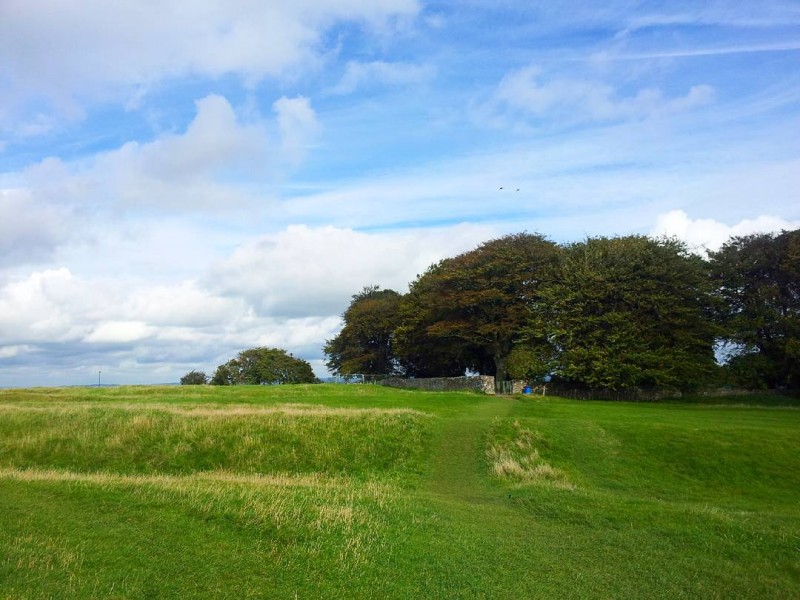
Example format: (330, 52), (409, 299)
(487, 419), (574, 490)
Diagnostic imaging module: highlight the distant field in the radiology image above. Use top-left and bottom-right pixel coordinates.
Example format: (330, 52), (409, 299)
(1, 385), (798, 598)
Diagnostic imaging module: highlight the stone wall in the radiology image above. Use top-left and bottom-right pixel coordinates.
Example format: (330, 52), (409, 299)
(381, 375), (495, 394)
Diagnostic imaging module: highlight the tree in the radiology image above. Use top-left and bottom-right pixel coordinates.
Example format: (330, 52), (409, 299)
(538, 236), (718, 391)
(323, 286), (404, 376)
(710, 229), (800, 388)
(180, 370), (208, 385)
(394, 233), (560, 381)
(211, 347), (318, 385)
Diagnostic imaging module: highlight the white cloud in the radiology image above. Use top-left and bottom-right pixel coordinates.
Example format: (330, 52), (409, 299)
(331, 60), (434, 94)
(0, 221), (492, 383)
(486, 65), (714, 127)
(0, 345), (35, 359)
(14, 94), (272, 215)
(96, 94), (268, 209)
(121, 282), (243, 328)
(273, 96), (321, 166)
(0, 188), (72, 266)
(0, 268), (87, 343)
(132, 95), (267, 182)
(650, 210), (800, 253)
(84, 321), (155, 345)
(0, 0), (420, 130)
(212, 223), (496, 318)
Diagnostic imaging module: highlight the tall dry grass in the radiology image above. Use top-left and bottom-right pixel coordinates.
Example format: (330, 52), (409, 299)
(486, 419), (574, 489)
(0, 402), (432, 478)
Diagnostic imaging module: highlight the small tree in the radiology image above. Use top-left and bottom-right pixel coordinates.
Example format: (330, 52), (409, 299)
(211, 347), (319, 385)
(180, 370), (208, 385)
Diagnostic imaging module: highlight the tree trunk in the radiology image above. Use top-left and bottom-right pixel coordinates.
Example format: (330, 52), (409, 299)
(494, 352), (507, 384)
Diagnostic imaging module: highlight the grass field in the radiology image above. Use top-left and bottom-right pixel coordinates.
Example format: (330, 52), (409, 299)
(1, 385), (798, 598)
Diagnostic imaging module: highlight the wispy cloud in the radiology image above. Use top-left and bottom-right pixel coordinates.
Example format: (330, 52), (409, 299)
(484, 65), (714, 127)
(599, 42), (800, 61)
(330, 60), (435, 94)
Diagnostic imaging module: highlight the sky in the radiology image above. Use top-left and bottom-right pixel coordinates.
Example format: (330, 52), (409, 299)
(1, 1), (799, 387)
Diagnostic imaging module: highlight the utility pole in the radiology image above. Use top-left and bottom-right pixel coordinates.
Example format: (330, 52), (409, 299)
(98, 371), (101, 387)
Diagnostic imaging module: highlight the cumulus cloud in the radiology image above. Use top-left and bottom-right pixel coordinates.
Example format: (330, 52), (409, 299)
(211, 223), (497, 318)
(0, 268), (87, 344)
(13, 94), (273, 215)
(96, 94), (269, 210)
(0, 221), (491, 385)
(650, 210), (800, 253)
(0, 0), (420, 131)
(122, 281), (243, 328)
(486, 65), (714, 127)
(132, 95), (267, 182)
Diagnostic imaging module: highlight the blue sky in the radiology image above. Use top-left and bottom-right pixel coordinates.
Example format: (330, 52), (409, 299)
(1, 1), (799, 386)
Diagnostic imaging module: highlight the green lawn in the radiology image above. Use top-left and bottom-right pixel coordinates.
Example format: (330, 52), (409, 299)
(1, 385), (798, 598)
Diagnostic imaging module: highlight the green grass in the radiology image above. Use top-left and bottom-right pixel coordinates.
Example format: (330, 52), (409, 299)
(1, 385), (798, 598)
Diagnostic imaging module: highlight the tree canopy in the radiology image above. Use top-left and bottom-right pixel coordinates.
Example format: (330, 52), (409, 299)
(710, 230), (800, 388)
(180, 370), (208, 385)
(211, 347), (318, 385)
(394, 233), (560, 382)
(326, 228), (799, 392)
(323, 286), (403, 376)
(538, 236), (718, 391)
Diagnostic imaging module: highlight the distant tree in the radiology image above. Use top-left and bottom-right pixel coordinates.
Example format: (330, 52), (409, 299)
(211, 347), (319, 385)
(710, 229), (800, 388)
(323, 286), (404, 376)
(210, 361), (237, 386)
(394, 233), (560, 381)
(180, 370), (208, 385)
(538, 236), (718, 391)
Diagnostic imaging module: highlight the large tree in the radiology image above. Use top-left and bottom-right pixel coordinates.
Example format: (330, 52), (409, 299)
(539, 236), (718, 391)
(211, 347), (318, 385)
(394, 233), (560, 382)
(323, 286), (404, 376)
(710, 229), (800, 388)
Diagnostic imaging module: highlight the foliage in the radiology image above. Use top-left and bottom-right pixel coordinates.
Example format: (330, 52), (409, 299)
(329, 228), (798, 390)
(394, 233), (560, 381)
(323, 286), (404, 376)
(179, 370), (208, 385)
(538, 236), (718, 391)
(710, 229), (800, 388)
(505, 345), (553, 382)
(211, 347), (318, 385)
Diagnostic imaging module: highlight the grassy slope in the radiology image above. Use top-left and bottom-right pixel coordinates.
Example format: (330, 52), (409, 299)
(0, 385), (798, 598)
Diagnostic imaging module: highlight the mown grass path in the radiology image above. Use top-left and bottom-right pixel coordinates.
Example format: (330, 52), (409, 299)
(404, 396), (551, 598)
(425, 395), (513, 502)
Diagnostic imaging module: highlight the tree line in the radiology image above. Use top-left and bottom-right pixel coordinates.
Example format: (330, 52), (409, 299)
(181, 347), (318, 385)
(324, 230), (800, 392)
